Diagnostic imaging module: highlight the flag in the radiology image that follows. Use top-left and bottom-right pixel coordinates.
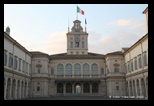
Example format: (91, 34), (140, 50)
(85, 19), (87, 24)
(77, 6), (84, 15)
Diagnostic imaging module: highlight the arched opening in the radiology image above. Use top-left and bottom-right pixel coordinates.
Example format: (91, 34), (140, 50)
(12, 79), (16, 99)
(130, 81), (133, 96)
(126, 82), (129, 96)
(57, 83), (63, 94)
(133, 80), (136, 96)
(17, 80), (20, 99)
(21, 81), (24, 98)
(141, 78), (146, 97)
(83, 82), (90, 94)
(75, 83), (81, 94)
(74, 63), (81, 76)
(24, 82), (27, 98)
(92, 82), (98, 93)
(136, 79), (140, 96)
(6, 78), (11, 100)
(65, 64), (72, 77)
(83, 63), (89, 76)
(91, 63), (98, 76)
(66, 83), (72, 93)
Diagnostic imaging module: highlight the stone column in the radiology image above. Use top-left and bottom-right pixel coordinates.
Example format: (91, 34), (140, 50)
(135, 79), (138, 97)
(128, 81), (131, 97)
(139, 78), (143, 96)
(63, 82), (65, 96)
(81, 82), (83, 95)
(4, 77), (8, 100)
(90, 82), (92, 95)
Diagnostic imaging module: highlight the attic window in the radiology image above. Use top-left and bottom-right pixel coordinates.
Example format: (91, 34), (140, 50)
(115, 60), (117, 62)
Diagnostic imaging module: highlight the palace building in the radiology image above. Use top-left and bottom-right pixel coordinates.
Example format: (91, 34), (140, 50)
(4, 7), (148, 100)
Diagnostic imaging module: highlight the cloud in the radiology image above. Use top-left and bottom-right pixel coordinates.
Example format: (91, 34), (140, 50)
(109, 19), (133, 26)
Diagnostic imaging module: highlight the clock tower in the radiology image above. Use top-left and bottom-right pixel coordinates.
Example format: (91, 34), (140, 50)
(66, 20), (88, 55)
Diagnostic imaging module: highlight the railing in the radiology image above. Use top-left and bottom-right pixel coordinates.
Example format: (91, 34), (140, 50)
(55, 75), (101, 79)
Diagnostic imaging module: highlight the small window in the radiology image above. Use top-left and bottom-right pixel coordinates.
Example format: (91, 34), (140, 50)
(51, 68), (54, 75)
(71, 42), (73, 48)
(116, 86), (119, 91)
(4, 50), (7, 65)
(82, 42), (84, 48)
(71, 52), (73, 55)
(116, 82), (118, 84)
(37, 82), (40, 85)
(76, 51), (79, 55)
(115, 60), (117, 62)
(9, 53), (13, 67)
(14, 56), (18, 69)
(114, 68), (119, 73)
(38, 69), (40, 73)
(82, 52), (84, 54)
(37, 86), (40, 91)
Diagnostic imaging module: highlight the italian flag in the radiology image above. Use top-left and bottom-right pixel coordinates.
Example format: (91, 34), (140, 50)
(77, 6), (84, 15)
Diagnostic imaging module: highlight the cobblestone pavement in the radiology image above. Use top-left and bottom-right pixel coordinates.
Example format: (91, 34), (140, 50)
(20, 96), (146, 100)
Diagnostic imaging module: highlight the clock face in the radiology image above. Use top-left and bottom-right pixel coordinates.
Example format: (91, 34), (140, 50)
(75, 35), (80, 40)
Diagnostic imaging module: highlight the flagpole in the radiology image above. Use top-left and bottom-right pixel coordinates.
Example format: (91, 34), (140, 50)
(76, 5), (78, 20)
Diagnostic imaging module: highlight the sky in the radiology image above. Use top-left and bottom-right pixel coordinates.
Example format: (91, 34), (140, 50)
(4, 4), (148, 55)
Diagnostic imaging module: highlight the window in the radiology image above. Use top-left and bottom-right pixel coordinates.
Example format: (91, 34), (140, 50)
(134, 57), (137, 70)
(74, 63), (81, 75)
(37, 82), (40, 85)
(9, 53), (13, 67)
(23, 60), (25, 72)
(71, 52), (73, 55)
(37, 86), (40, 91)
(138, 55), (142, 68)
(51, 68), (54, 75)
(128, 62), (130, 72)
(82, 42), (84, 48)
(125, 64), (127, 73)
(26, 62), (28, 73)
(114, 68), (119, 73)
(83, 63), (89, 75)
(76, 51), (79, 55)
(66, 64), (72, 75)
(14, 56), (17, 69)
(143, 52), (147, 66)
(38, 69), (40, 73)
(4, 50), (7, 65)
(57, 64), (63, 75)
(75, 42), (79, 48)
(116, 86), (119, 91)
(19, 59), (21, 71)
(101, 68), (104, 74)
(91, 64), (98, 75)
(29, 64), (31, 74)
(131, 60), (133, 71)
(71, 42), (73, 48)
(82, 52), (84, 55)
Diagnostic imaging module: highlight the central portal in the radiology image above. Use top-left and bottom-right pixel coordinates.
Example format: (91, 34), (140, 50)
(75, 83), (81, 95)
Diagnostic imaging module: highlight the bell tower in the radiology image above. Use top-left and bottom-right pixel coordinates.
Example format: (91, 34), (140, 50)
(66, 20), (88, 55)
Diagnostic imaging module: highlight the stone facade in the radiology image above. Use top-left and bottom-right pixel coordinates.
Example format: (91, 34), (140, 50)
(4, 7), (148, 100)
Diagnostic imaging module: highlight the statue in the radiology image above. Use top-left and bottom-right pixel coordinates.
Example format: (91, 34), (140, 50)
(6, 26), (10, 35)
